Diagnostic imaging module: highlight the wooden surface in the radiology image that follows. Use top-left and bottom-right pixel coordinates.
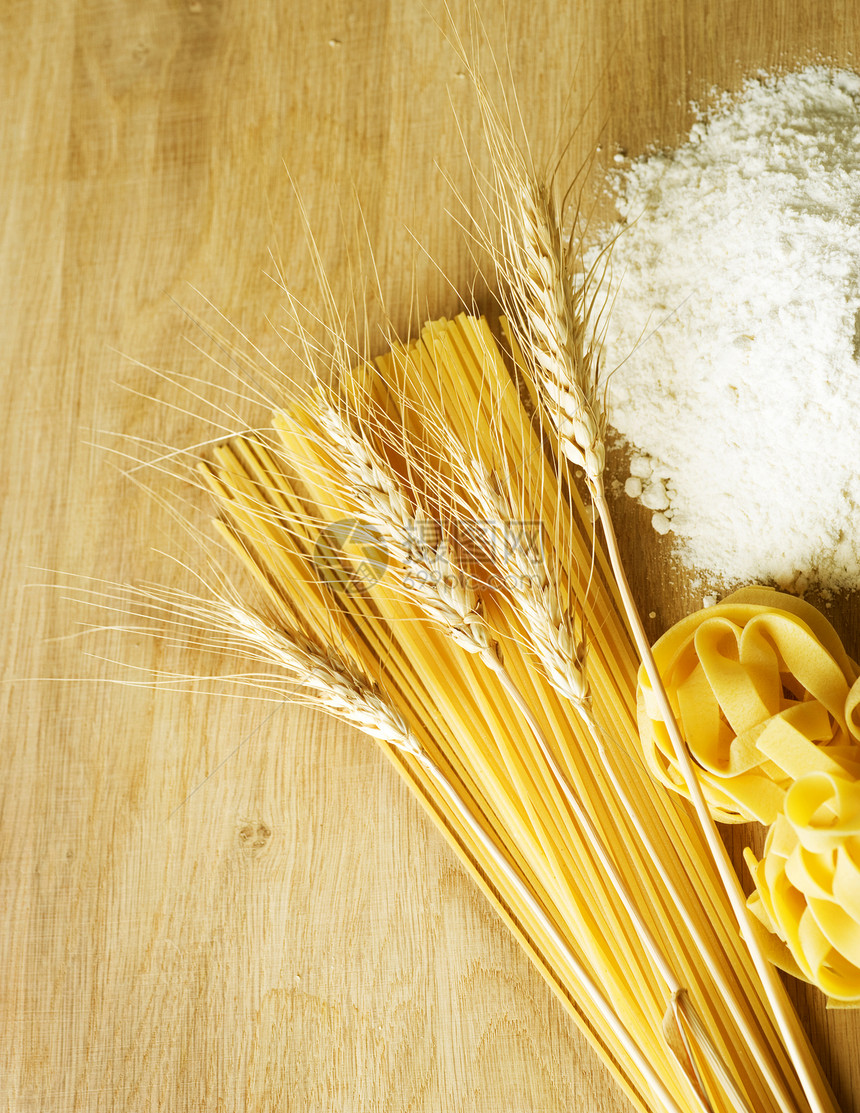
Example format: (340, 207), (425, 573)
(4, 2), (860, 1110)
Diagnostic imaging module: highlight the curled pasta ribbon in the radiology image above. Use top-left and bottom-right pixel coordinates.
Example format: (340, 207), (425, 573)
(637, 587), (860, 824)
(745, 772), (860, 1005)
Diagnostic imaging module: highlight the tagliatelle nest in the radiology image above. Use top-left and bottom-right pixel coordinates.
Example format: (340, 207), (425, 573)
(636, 587), (860, 825)
(745, 771), (860, 1005)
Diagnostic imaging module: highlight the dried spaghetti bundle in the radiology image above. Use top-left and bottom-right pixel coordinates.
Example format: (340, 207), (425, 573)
(134, 311), (831, 1113)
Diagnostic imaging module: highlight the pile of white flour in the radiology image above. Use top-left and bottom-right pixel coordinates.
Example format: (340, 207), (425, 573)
(599, 67), (860, 590)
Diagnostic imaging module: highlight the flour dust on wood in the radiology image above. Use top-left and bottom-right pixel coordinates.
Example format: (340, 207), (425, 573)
(597, 67), (860, 591)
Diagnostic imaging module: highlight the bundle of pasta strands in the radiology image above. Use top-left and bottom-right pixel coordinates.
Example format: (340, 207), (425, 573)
(181, 310), (835, 1113)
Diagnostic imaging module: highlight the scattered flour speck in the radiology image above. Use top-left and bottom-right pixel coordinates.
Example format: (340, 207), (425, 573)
(598, 66), (860, 590)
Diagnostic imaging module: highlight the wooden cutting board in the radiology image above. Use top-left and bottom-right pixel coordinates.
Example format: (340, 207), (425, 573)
(3, 2), (859, 1109)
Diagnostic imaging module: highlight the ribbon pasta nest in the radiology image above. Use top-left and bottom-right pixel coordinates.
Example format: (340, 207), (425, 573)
(638, 586), (860, 1003)
(746, 772), (860, 1004)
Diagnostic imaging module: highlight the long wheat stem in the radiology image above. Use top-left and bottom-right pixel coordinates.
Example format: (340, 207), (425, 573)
(468, 69), (831, 1107)
(435, 311), (799, 1110)
(279, 393), (726, 1106)
(591, 487), (828, 1113)
(359, 304), (805, 1112)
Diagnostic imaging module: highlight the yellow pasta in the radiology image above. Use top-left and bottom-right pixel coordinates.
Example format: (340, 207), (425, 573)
(637, 587), (860, 824)
(638, 585), (860, 1005)
(192, 317), (837, 1113)
(746, 772), (860, 1005)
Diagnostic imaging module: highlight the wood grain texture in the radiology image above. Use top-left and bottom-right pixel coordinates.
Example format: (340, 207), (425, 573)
(3, 2), (860, 1110)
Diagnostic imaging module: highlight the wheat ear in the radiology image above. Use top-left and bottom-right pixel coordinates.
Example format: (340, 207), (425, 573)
(289, 397), (499, 664)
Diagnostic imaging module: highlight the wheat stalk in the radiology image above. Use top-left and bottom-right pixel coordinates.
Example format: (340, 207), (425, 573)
(98, 265), (825, 1110)
(272, 353), (727, 1108)
(105, 292), (829, 1109)
(467, 61), (832, 1113)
